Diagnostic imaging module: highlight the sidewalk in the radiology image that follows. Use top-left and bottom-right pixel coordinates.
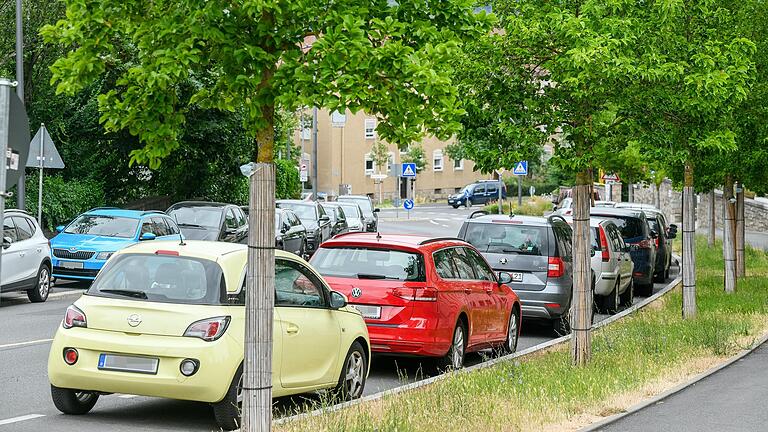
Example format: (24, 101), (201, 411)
(596, 339), (768, 432)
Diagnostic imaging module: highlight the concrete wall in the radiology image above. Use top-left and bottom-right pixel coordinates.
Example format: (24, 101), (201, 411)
(632, 181), (683, 223)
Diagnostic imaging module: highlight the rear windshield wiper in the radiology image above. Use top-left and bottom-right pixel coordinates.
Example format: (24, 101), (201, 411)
(99, 289), (148, 299)
(356, 273), (399, 280)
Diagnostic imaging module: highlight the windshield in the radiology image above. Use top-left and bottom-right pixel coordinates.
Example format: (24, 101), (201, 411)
(339, 204), (361, 218)
(463, 223), (549, 256)
(167, 206), (222, 228)
(320, 205), (338, 222)
(88, 254), (226, 305)
(459, 185), (472, 194)
(278, 203), (316, 221)
(595, 216), (646, 240)
(63, 215), (138, 238)
(339, 197), (373, 216)
(311, 247), (425, 281)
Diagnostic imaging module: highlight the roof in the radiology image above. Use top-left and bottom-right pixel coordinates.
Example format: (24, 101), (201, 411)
(614, 202), (658, 210)
(561, 215), (617, 228)
(85, 208), (166, 219)
(277, 199), (315, 206)
(116, 240), (292, 261)
(167, 201), (230, 209)
(5, 208), (30, 215)
(322, 233), (467, 251)
(466, 214), (555, 227)
(337, 195), (370, 200)
(589, 207), (646, 218)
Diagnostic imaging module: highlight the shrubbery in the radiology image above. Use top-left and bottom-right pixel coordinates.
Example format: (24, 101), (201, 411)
(22, 174), (106, 232)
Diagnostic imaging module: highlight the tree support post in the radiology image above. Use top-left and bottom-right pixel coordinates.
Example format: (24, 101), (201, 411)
(735, 182), (745, 278)
(723, 175), (736, 294)
(707, 190), (715, 247)
(571, 170), (592, 366)
(682, 163), (696, 319)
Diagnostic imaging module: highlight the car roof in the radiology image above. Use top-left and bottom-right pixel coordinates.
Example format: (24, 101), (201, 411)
(589, 207), (646, 218)
(562, 215), (617, 228)
(337, 195), (369, 200)
(321, 233), (468, 252)
(614, 202), (657, 210)
(85, 208), (166, 219)
(168, 201), (229, 209)
(465, 214), (556, 227)
(277, 200), (315, 206)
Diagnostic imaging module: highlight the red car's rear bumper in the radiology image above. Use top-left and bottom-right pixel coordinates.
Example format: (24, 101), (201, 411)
(366, 321), (451, 357)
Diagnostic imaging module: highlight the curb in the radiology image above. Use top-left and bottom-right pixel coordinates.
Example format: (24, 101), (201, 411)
(580, 331), (768, 432)
(275, 256), (684, 425)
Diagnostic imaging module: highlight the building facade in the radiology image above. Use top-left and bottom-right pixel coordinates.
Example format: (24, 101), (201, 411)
(295, 109), (490, 202)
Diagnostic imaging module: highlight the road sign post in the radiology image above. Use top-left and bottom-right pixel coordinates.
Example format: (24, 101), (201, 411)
(403, 198), (414, 220)
(26, 123), (65, 224)
(513, 161), (528, 207)
(495, 168), (505, 214)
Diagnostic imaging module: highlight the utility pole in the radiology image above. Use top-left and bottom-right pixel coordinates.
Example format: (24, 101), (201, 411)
(311, 107), (318, 200)
(0, 79), (12, 308)
(571, 170), (592, 366)
(517, 176), (522, 207)
(15, 0), (25, 210)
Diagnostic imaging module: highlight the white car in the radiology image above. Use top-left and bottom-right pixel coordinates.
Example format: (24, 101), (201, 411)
(591, 218), (634, 313)
(2, 210), (53, 302)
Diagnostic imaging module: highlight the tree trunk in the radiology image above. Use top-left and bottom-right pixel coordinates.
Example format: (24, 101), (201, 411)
(707, 190), (715, 247)
(571, 170), (592, 366)
(735, 182), (745, 278)
(682, 163), (696, 319)
(654, 183), (661, 209)
(723, 176), (736, 294)
(242, 105), (276, 432)
(628, 183), (634, 203)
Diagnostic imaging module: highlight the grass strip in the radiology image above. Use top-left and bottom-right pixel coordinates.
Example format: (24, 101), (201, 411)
(276, 236), (768, 432)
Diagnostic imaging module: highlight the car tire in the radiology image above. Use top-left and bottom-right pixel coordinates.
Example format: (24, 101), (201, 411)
(636, 280), (654, 297)
(552, 309), (571, 336)
(620, 278), (634, 307)
(212, 366), (242, 431)
(334, 341), (367, 401)
(437, 321), (466, 370)
(452, 205), (459, 209)
(496, 308), (520, 356)
(50, 385), (99, 415)
(27, 263), (52, 303)
(653, 269), (665, 283)
(605, 279), (620, 314)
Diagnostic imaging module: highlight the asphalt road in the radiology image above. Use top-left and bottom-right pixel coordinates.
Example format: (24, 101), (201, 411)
(596, 339), (768, 432)
(0, 204), (679, 431)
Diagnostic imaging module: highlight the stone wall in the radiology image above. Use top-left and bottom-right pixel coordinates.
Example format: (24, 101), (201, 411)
(632, 180), (683, 223)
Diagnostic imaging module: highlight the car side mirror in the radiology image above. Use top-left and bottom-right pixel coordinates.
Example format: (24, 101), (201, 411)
(590, 249), (596, 257)
(669, 223), (678, 230)
(280, 225), (289, 234)
(373, 208), (380, 213)
(329, 291), (348, 309)
(319, 215), (330, 222)
(497, 271), (513, 285)
(667, 231), (677, 239)
(55, 225), (65, 233)
(139, 232), (157, 241)
(2, 236), (11, 249)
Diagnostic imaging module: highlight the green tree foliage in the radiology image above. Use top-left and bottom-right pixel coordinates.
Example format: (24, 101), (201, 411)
(22, 174), (105, 231)
(370, 141), (390, 173)
(401, 144), (428, 172)
(275, 159), (301, 199)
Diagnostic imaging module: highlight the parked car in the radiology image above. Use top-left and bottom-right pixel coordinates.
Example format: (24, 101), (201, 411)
(47, 241), (370, 431)
(336, 202), (366, 232)
(321, 203), (350, 237)
(552, 197), (574, 215)
(311, 233), (521, 370)
(2, 209), (52, 302)
(276, 200), (332, 254)
(275, 208), (308, 256)
(594, 200), (617, 208)
(337, 195), (379, 232)
(614, 203), (676, 282)
(458, 212), (576, 334)
(448, 180), (507, 208)
(590, 208), (658, 296)
(166, 201), (247, 243)
(551, 186), (602, 211)
(50, 208), (182, 282)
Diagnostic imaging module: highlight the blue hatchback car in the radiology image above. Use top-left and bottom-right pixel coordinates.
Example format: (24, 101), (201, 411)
(50, 208), (182, 281)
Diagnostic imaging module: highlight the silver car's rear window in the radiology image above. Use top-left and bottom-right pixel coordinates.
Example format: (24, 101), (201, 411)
(87, 254), (226, 305)
(464, 223), (550, 256)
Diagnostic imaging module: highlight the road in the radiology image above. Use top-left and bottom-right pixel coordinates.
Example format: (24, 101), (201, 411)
(0, 204), (678, 431)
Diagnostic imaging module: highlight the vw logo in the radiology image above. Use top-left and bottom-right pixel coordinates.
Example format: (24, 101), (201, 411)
(499, 258), (508, 265)
(127, 314), (142, 327)
(351, 287), (362, 298)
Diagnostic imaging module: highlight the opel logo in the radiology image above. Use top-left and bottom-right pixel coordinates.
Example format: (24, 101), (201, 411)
(499, 258), (508, 265)
(351, 287), (362, 298)
(127, 314), (142, 327)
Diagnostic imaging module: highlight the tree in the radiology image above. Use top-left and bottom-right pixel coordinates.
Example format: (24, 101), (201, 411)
(42, 1), (491, 429)
(401, 143), (427, 172)
(370, 140), (389, 203)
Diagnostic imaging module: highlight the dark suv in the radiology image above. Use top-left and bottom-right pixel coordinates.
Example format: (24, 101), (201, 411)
(458, 211), (574, 333)
(276, 200), (332, 254)
(590, 208), (658, 296)
(166, 201), (248, 243)
(614, 204), (677, 282)
(448, 180), (507, 208)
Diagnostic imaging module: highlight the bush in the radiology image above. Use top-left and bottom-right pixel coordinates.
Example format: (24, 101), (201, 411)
(483, 196), (552, 216)
(22, 174), (106, 232)
(276, 159), (301, 199)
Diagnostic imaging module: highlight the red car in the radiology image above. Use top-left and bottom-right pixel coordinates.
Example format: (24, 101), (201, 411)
(309, 233), (521, 369)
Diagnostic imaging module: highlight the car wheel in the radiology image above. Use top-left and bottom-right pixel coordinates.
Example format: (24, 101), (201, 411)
(212, 366), (242, 431)
(552, 309), (571, 336)
(50, 385), (99, 415)
(437, 322), (466, 370)
(636, 278), (654, 297)
(452, 204), (459, 209)
(620, 278), (634, 307)
(497, 308), (520, 356)
(653, 270), (665, 283)
(334, 341), (367, 401)
(605, 279), (620, 314)
(27, 263), (51, 303)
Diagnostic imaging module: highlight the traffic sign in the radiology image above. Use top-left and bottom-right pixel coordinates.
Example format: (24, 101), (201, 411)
(299, 159), (309, 182)
(27, 124), (65, 169)
(401, 163), (417, 178)
(2, 86), (30, 190)
(513, 161), (528, 176)
(403, 199), (414, 210)
(601, 172), (621, 182)
(370, 174), (388, 180)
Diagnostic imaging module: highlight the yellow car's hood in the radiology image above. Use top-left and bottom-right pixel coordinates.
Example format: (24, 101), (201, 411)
(75, 294), (230, 338)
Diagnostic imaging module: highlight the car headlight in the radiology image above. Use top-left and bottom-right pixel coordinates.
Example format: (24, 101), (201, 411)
(95, 252), (114, 260)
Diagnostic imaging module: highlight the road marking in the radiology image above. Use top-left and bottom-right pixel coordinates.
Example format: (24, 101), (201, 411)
(0, 338), (54, 349)
(434, 218), (450, 221)
(0, 414), (45, 426)
(429, 220), (440, 225)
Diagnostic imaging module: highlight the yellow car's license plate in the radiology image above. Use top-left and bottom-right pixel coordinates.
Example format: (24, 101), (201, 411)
(98, 354), (159, 375)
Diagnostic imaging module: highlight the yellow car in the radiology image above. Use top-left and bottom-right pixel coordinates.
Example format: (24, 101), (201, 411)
(48, 241), (370, 430)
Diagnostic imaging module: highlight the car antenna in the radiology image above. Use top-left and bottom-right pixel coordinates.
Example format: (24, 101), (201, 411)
(172, 213), (186, 246)
(376, 229), (381, 241)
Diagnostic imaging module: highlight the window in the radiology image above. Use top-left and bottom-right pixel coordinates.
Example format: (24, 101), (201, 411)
(236, 208), (247, 227)
(487, 183), (498, 195)
(386, 152), (395, 173)
(433, 249), (456, 279)
(433, 149), (444, 171)
(364, 153), (374, 175)
(463, 222), (549, 256)
(453, 158), (464, 170)
(66, 215), (138, 239)
(150, 217), (171, 236)
(311, 247), (426, 282)
(449, 248), (476, 280)
(464, 248), (495, 281)
(364, 118), (376, 139)
(434, 188), (442, 194)
(225, 209), (238, 230)
(167, 218), (180, 235)
(275, 259), (325, 307)
(3, 217), (17, 242)
(13, 217), (34, 241)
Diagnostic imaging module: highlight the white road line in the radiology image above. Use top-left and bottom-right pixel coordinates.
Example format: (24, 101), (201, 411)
(429, 220), (440, 225)
(434, 218), (450, 221)
(0, 414), (45, 426)
(0, 338), (54, 349)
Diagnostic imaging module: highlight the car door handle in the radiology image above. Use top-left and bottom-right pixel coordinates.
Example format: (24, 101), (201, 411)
(19, 252), (26, 257)
(36, 248), (42, 253)
(286, 324), (299, 334)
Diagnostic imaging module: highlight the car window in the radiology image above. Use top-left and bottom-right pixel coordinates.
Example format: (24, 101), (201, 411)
(487, 183), (498, 194)
(166, 218), (180, 235)
(591, 227), (601, 251)
(311, 247), (426, 281)
(236, 208), (247, 227)
(151, 217), (171, 236)
(433, 248), (456, 279)
(449, 248), (476, 280)
(339, 203), (361, 218)
(167, 206), (224, 228)
(277, 203), (317, 221)
(553, 223), (572, 258)
(13, 217), (34, 241)
(336, 207), (346, 221)
(275, 259), (325, 308)
(225, 209), (238, 230)
(463, 248), (495, 281)
(608, 225), (625, 251)
(66, 215), (139, 239)
(3, 217), (17, 242)
(339, 197), (373, 216)
(317, 205), (327, 218)
(473, 185), (486, 195)
(463, 222), (549, 256)
(599, 216), (646, 240)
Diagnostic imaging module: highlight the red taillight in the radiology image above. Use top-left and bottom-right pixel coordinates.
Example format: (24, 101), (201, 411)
(654, 237), (660, 248)
(564, 209), (573, 215)
(63, 348), (79, 365)
(599, 227), (610, 262)
(393, 287), (438, 302)
(63, 305), (87, 329)
(183, 316), (231, 341)
(636, 239), (652, 249)
(547, 257), (565, 278)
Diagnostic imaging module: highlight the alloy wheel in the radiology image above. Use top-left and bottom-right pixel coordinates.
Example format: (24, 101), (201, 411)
(344, 351), (365, 398)
(39, 268), (51, 298)
(74, 391), (94, 404)
(506, 312), (518, 352)
(451, 326), (465, 369)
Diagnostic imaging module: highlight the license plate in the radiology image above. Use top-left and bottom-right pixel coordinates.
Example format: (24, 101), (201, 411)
(60, 261), (84, 269)
(351, 304), (381, 319)
(511, 272), (524, 282)
(98, 354), (159, 375)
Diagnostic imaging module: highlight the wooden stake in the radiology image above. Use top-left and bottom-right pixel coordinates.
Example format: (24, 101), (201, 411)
(723, 176), (736, 294)
(682, 163), (696, 319)
(707, 190), (715, 247)
(735, 183), (745, 278)
(571, 170), (592, 366)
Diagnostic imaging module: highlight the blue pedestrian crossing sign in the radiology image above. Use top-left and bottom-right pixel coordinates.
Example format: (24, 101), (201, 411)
(403, 199), (414, 210)
(401, 163), (417, 178)
(513, 161), (528, 176)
